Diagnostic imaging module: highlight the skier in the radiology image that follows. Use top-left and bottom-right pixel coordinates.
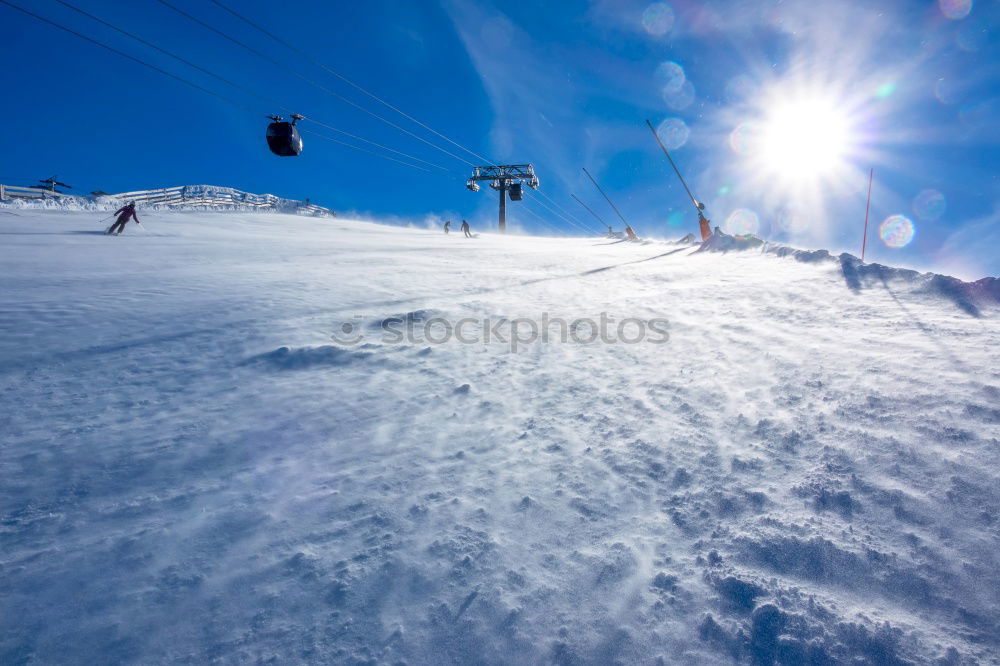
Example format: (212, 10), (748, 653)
(625, 225), (637, 241)
(461, 220), (472, 238)
(107, 201), (139, 235)
(444, 220), (451, 234)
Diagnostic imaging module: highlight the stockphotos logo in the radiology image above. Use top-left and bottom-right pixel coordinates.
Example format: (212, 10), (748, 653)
(331, 313), (670, 352)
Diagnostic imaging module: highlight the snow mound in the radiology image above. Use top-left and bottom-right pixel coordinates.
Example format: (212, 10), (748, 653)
(697, 227), (766, 252)
(697, 229), (999, 313)
(246, 345), (377, 370)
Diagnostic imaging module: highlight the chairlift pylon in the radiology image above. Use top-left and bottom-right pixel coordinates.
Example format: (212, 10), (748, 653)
(266, 113), (304, 156)
(35, 175), (73, 192)
(466, 164), (538, 232)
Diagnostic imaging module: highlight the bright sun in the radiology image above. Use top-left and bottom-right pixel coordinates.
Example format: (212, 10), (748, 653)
(759, 99), (850, 182)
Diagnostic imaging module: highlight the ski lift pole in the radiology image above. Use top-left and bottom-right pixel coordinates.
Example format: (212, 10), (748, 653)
(645, 119), (712, 240)
(581, 167), (630, 229)
(571, 193), (612, 233)
(645, 119), (699, 210)
(861, 168), (873, 262)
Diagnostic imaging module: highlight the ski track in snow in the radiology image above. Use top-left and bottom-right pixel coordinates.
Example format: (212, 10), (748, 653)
(1, 210), (998, 665)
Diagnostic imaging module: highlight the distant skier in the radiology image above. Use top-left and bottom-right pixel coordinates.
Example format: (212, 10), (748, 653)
(444, 220), (451, 234)
(625, 225), (637, 241)
(107, 201), (139, 235)
(461, 220), (472, 238)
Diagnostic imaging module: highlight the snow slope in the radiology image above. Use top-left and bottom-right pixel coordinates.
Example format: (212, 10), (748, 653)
(1, 208), (998, 665)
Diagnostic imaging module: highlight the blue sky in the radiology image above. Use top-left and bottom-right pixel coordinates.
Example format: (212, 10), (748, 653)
(2, 0), (998, 277)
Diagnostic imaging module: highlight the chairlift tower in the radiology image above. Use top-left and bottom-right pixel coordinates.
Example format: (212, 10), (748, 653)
(466, 164), (539, 232)
(35, 175), (72, 193)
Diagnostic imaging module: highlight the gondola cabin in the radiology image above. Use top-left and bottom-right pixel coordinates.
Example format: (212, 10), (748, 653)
(266, 114), (303, 157)
(509, 183), (523, 201)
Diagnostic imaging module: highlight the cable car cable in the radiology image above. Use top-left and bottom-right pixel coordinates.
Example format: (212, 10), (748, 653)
(50, 0), (450, 171)
(517, 200), (569, 235)
(524, 191), (588, 233)
(53, 0), (273, 105)
(0, 0), (257, 113)
(0, 0), (437, 174)
(303, 118), (451, 171)
(207, 0), (498, 167)
(524, 190), (599, 235)
(534, 187), (597, 231)
(300, 129), (432, 172)
(155, 0), (477, 168)
(525, 189), (599, 235)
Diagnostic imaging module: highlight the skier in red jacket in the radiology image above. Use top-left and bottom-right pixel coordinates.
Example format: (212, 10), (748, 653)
(107, 202), (139, 235)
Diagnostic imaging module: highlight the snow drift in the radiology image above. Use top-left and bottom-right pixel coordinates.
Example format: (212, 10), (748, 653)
(0, 207), (997, 665)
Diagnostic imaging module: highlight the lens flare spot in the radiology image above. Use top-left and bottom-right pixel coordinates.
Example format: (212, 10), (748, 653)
(655, 61), (686, 93)
(879, 215), (915, 248)
(656, 117), (690, 150)
(642, 3), (675, 35)
(663, 80), (695, 111)
(939, 0), (972, 20)
(912, 189), (946, 221)
(718, 185), (730, 196)
(729, 122), (758, 155)
(726, 209), (760, 235)
(666, 210), (685, 227)
(875, 82), (896, 99)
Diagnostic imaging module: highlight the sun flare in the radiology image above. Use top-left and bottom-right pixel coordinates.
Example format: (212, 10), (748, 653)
(759, 99), (850, 182)
(723, 81), (870, 241)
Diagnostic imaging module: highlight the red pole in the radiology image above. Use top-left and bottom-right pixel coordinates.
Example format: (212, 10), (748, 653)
(861, 168), (873, 262)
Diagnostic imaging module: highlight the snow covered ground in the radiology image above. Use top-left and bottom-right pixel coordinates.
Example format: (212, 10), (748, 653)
(1, 207), (998, 665)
